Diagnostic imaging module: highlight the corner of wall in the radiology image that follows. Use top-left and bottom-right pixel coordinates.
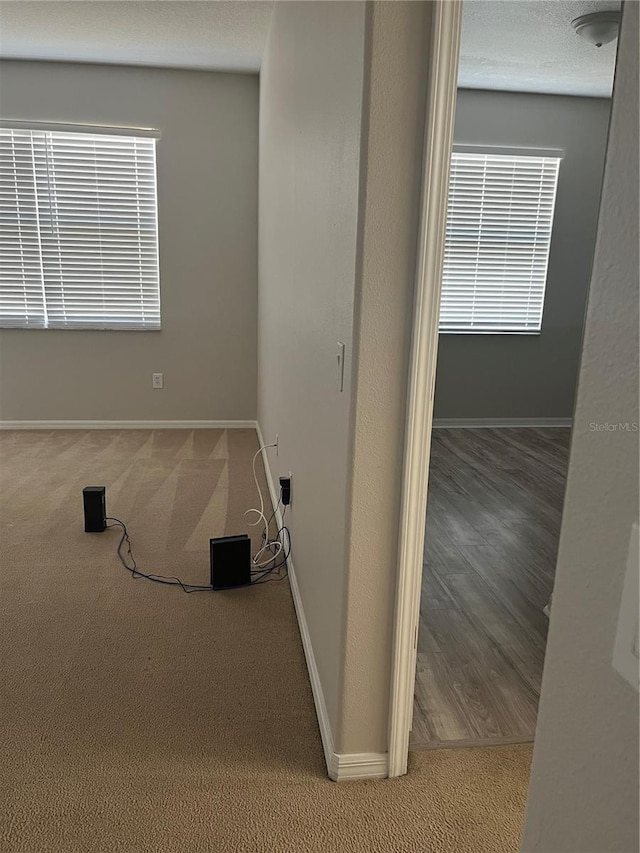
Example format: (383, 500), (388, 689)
(338, 0), (432, 758)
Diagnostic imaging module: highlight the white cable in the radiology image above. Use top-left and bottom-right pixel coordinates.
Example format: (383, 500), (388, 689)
(244, 444), (283, 567)
(253, 504), (288, 570)
(252, 537), (283, 568)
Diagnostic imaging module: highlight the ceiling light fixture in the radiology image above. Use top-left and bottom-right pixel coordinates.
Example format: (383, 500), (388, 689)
(572, 11), (621, 48)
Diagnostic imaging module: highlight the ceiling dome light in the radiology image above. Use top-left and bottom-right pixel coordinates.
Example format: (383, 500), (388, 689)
(572, 11), (621, 48)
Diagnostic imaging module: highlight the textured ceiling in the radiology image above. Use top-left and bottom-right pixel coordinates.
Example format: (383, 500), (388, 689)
(0, 0), (620, 94)
(458, 0), (620, 97)
(0, 1), (273, 73)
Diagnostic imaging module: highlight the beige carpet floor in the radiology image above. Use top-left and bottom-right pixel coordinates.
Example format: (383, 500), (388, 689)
(0, 429), (532, 853)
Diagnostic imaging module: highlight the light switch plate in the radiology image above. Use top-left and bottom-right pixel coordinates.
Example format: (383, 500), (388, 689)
(612, 522), (639, 690)
(336, 342), (346, 393)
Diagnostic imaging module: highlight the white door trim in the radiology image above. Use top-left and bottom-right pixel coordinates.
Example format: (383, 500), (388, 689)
(387, 0), (463, 779)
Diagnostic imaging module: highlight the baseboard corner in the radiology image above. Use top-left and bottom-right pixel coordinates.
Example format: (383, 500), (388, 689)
(328, 751), (389, 782)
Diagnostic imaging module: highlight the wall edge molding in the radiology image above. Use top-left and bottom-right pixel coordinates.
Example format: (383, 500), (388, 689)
(432, 417), (573, 428)
(0, 420), (258, 430)
(388, 0), (464, 779)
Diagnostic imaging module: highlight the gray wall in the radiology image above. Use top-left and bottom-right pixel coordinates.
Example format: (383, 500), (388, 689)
(0, 61), (258, 422)
(434, 89), (611, 421)
(521, 3), (639, 851)
(258, 0), (366, 738)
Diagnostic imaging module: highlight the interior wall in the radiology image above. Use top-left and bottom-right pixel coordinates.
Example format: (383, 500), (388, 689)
(521, 4), (639, 850)
(257, 0), (367, 738)
(0, 60), (258, 422)
(434, 89), (611, 421)
(258, 0), (432, 758)
(340, 0), (430, 754)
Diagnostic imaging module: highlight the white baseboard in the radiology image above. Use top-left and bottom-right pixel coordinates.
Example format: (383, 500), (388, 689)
(432, 417), (572, 429)
(255, 423), (336, 775)
(255, 423), (388, 782)
(329, 751), (389, 781)
(0, 420), (257, 430)
(285, 539), (337, 777)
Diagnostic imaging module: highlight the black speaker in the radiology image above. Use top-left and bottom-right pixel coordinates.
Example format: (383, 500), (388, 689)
(83, 486), (106, 533)
(210, 534), (251, 589)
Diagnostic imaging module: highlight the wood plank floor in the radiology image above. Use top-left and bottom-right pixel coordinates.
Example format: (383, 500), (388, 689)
(411, 427), (571, 749)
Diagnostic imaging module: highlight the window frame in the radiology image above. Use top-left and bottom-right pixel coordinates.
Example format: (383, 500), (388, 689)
(439, 144), (563, 336)
(0, 120), (162, 331)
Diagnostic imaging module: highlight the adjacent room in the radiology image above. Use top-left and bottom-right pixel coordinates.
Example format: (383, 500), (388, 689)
(412, 0), (619, 748)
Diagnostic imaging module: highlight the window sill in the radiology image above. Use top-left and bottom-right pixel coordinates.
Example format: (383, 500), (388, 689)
(438, 330), (542, 336)
(0, 325), (162, 332)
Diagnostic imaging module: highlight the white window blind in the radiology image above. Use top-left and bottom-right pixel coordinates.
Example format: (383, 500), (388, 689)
(439, 149), (561, 333)
(0, 126), (160, 329)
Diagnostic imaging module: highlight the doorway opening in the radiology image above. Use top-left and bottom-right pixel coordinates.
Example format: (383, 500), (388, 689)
(389, 0), (620, 772)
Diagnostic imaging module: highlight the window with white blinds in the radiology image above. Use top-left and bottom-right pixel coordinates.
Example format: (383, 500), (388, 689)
(439, 148), (561, 333)
(0, 124), (160, 329)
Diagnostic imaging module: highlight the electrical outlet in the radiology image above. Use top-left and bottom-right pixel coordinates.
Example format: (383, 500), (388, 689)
(279, 474), (292, 506)
(152, 373), (164, 389)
